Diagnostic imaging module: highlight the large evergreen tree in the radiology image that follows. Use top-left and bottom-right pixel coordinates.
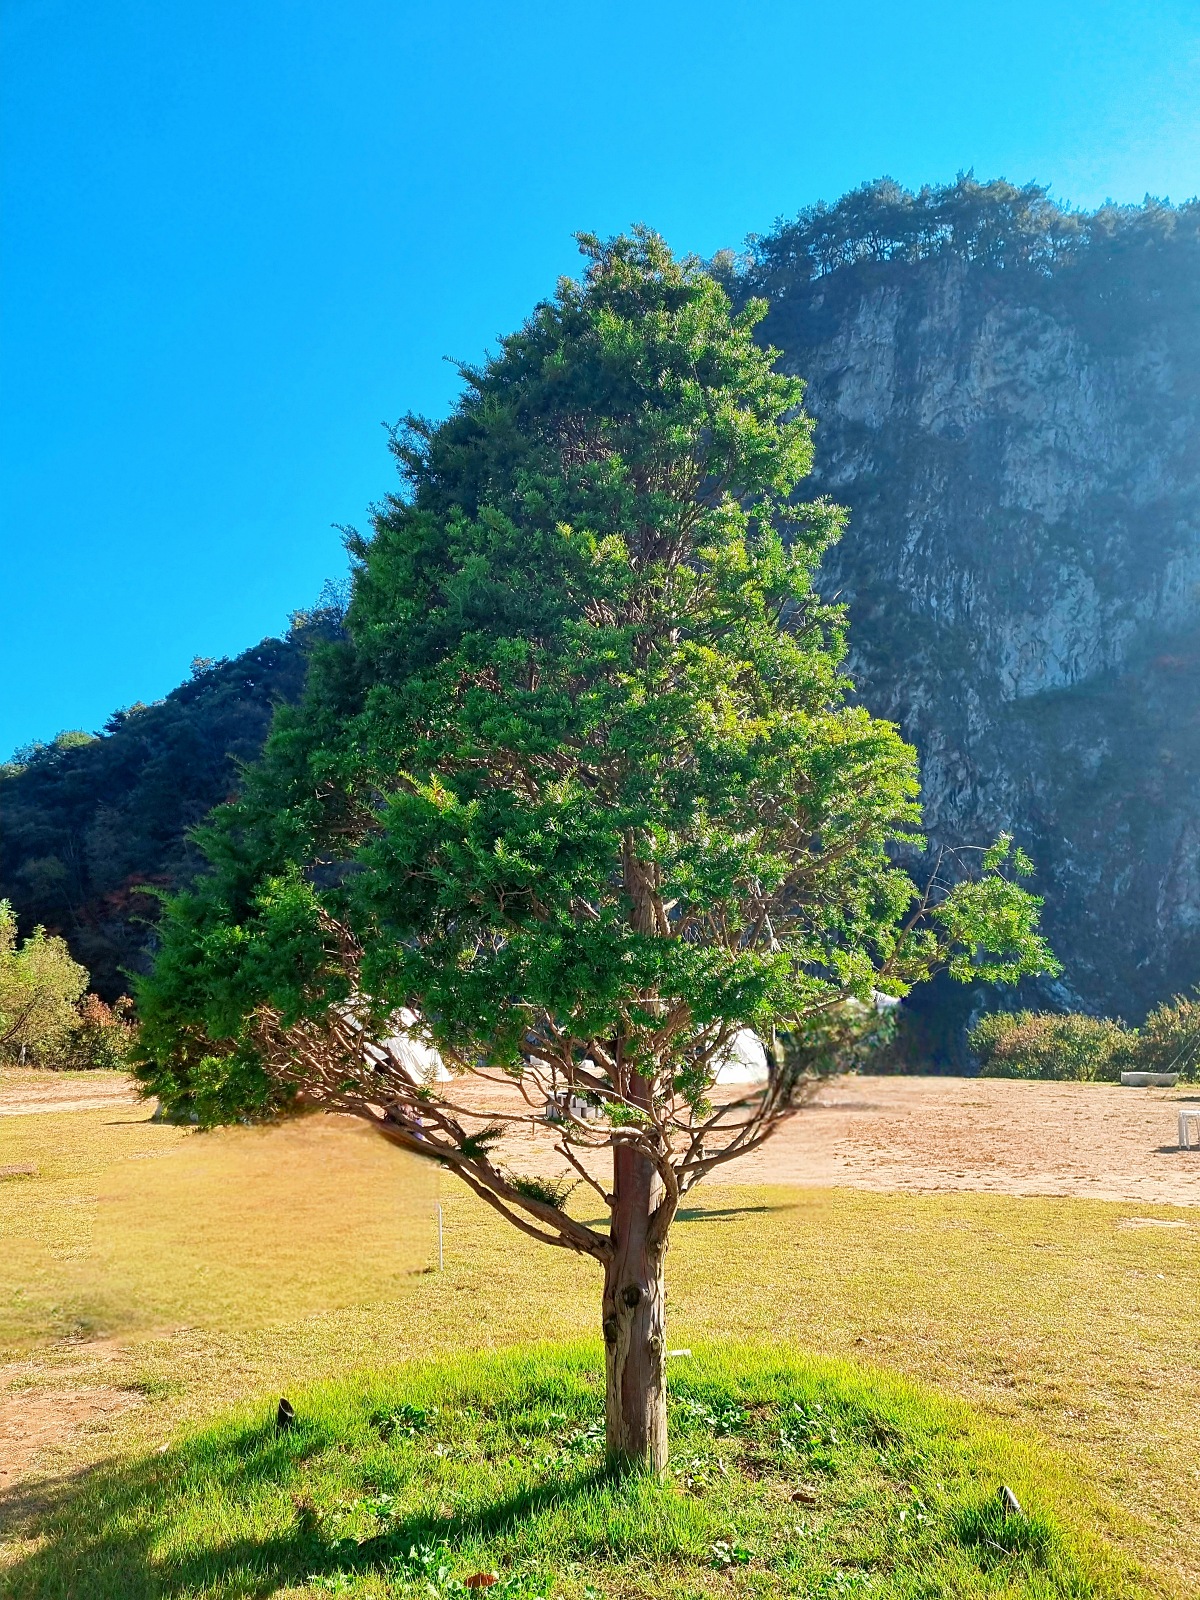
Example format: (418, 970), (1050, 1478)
(136, 231), (1055, 1472)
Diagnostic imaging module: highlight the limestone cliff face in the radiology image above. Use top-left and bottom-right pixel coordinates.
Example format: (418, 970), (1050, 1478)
(748, 197), (1200, 1040)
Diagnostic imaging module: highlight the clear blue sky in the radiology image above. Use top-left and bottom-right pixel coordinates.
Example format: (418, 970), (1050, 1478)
(3, 0), (1199, 759)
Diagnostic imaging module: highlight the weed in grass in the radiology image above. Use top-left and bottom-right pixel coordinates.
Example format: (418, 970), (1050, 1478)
(672, 1394), (747, 1435)
(0, 1343), (1135, 1599)
(371, 1403), (437, 1442)
(710, 1536), (753, 1567)
(955, 1492), (1060, 1566)
(561, 1418), (605, 1455)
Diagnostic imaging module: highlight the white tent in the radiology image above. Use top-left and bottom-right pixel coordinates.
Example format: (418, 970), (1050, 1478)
(363, 1005), (778, 1092)
(369, 1006), (452, 1084)
(712, 1028), (771, 1085)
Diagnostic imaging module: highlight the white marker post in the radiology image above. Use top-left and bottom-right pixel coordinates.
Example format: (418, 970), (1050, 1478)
(437, 1202), (444, 1271)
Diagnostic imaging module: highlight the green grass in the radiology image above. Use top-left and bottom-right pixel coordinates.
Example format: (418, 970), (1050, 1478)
(0, 1343), (1133, 1600)
(3, 1098), (1195, 1592)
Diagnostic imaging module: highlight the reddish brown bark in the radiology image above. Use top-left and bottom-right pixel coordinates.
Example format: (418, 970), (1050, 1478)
(603, 1101), (668, 1474)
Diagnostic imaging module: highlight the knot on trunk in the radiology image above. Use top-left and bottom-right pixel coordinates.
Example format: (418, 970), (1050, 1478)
(603, 1314), (619, 1345)
(621, 1283), (642, 1309)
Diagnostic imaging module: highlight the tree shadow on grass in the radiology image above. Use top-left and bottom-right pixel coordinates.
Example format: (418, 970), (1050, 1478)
(579, 1200), (795, 1232)
(0, 1425), (613, 1600)
(676, 1201), (796, 1222)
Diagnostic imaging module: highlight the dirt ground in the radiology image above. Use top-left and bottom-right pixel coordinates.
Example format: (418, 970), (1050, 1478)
(433, 1072), (1200, 1207)
(0, 1072), (139, 1118)
(729, 1075), (1199, 1204)
(4, 1069), (1197, 1204)
(0, 1381), (136, 1491)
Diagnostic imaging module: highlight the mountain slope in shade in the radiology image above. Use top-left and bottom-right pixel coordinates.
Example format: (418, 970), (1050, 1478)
(0, 612), (342, 998)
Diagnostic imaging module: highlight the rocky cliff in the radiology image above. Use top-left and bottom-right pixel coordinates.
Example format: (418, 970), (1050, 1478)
(739, 179), (1200, 1049)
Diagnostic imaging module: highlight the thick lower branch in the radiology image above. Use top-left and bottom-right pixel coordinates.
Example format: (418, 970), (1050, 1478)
(367, 1111), (610, 1260)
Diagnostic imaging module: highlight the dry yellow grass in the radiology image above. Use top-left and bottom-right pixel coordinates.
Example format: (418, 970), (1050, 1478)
(0, 1105), (434, 1351)
(2, 1095), (1197, 1595)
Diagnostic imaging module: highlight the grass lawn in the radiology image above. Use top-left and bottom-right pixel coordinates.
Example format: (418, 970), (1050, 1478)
(0, 1343), (1135, 1599)
(2, 1095), (1197, 1595)
(0, 1103), (434, 1352)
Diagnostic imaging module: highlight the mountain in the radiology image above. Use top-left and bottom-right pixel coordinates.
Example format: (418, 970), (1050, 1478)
(735, 177), (1200, 1053)
(7, 179), (1200, 1053)
(0, 610), (342, 998)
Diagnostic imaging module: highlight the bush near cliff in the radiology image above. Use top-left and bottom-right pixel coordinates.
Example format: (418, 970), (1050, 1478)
(1135, 992), (1200, 1080)
(778, 995), (898, 1076)
(971, 996), (1200, 1081)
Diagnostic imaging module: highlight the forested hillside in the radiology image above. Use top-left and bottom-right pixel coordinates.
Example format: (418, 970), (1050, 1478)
(735, 177), (1200, 1050)
(0, 610), (342, 998)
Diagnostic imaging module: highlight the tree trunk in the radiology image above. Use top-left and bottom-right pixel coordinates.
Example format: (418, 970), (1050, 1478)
(603, 1126), (668, 1474)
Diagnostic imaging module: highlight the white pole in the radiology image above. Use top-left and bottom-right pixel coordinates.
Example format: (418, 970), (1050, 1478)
(437, 1202), (444, 1271)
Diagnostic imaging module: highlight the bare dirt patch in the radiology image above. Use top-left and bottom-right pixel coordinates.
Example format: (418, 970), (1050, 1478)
(7, 1069), (1195, 1202)
(0, 1384), (137, 1491)
(753, 1075), (1200, 1205)
(457, 1072), (1200, 1206)
(0, 1072), (139, 1118)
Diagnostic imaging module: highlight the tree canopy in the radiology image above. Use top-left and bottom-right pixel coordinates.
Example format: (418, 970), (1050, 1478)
(135, 230), (1056, 1468)
(741, 174), (1200, 291)
(135, 231), (1054, 1131)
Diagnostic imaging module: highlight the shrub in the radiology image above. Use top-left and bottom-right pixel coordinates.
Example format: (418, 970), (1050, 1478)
(1137, 992), (1200, 1082)
(59, 994), (139, 1072)
(778, 996), (899, 1077)
(0, 900), (88, 1065)
(970, 1010), (1134, 1081)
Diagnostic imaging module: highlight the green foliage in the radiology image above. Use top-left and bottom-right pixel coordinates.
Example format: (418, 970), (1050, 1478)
(1137, 991), (1200, 1082)
(0, 900), (89, 1064)
(745, 173), (1200, 298)
(0, 898), (138, 1068)
(970, 1010), (1134, 1082)
(0, 611), (343, 1000)
(504, 1172), (579, 1211)
(136, 229), (1054, 1133)
(370, 1402), (437, 1442)
(777, 996), (897, 1078)
(954, 1496), (1059, 1567)
(972, 992), (1200, 1082)
(0, 1344), (1123, 1599)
